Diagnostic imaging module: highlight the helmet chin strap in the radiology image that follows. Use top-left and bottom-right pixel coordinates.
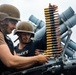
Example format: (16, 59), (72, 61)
(14, 37), (19, 43)
(14, 35), (31, 44)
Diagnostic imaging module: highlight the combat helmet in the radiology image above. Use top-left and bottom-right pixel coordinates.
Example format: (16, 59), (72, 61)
(14, 21), (34, 37)
(0, 4), (20, 21)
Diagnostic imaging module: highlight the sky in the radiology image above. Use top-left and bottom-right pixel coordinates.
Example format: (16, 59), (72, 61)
(0, 0), (76, 46)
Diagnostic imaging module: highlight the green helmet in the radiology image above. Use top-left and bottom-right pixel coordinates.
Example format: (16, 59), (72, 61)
(0, 4), (20, 21)
(14, 21), (34, 37)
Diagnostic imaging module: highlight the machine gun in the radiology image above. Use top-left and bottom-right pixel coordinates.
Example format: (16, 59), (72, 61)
(29, 8), (76, 57)
(28, 4), (76, 75)
(9, 4), (76, 75)
(8, 58), (76, 75)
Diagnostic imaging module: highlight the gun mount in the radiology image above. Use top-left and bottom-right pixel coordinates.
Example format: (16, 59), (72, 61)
(9, 6), (76, 75)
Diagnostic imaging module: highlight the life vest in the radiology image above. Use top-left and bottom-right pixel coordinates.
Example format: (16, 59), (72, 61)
(0, 34), (15, 74)
(4, 35), (14, 55)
